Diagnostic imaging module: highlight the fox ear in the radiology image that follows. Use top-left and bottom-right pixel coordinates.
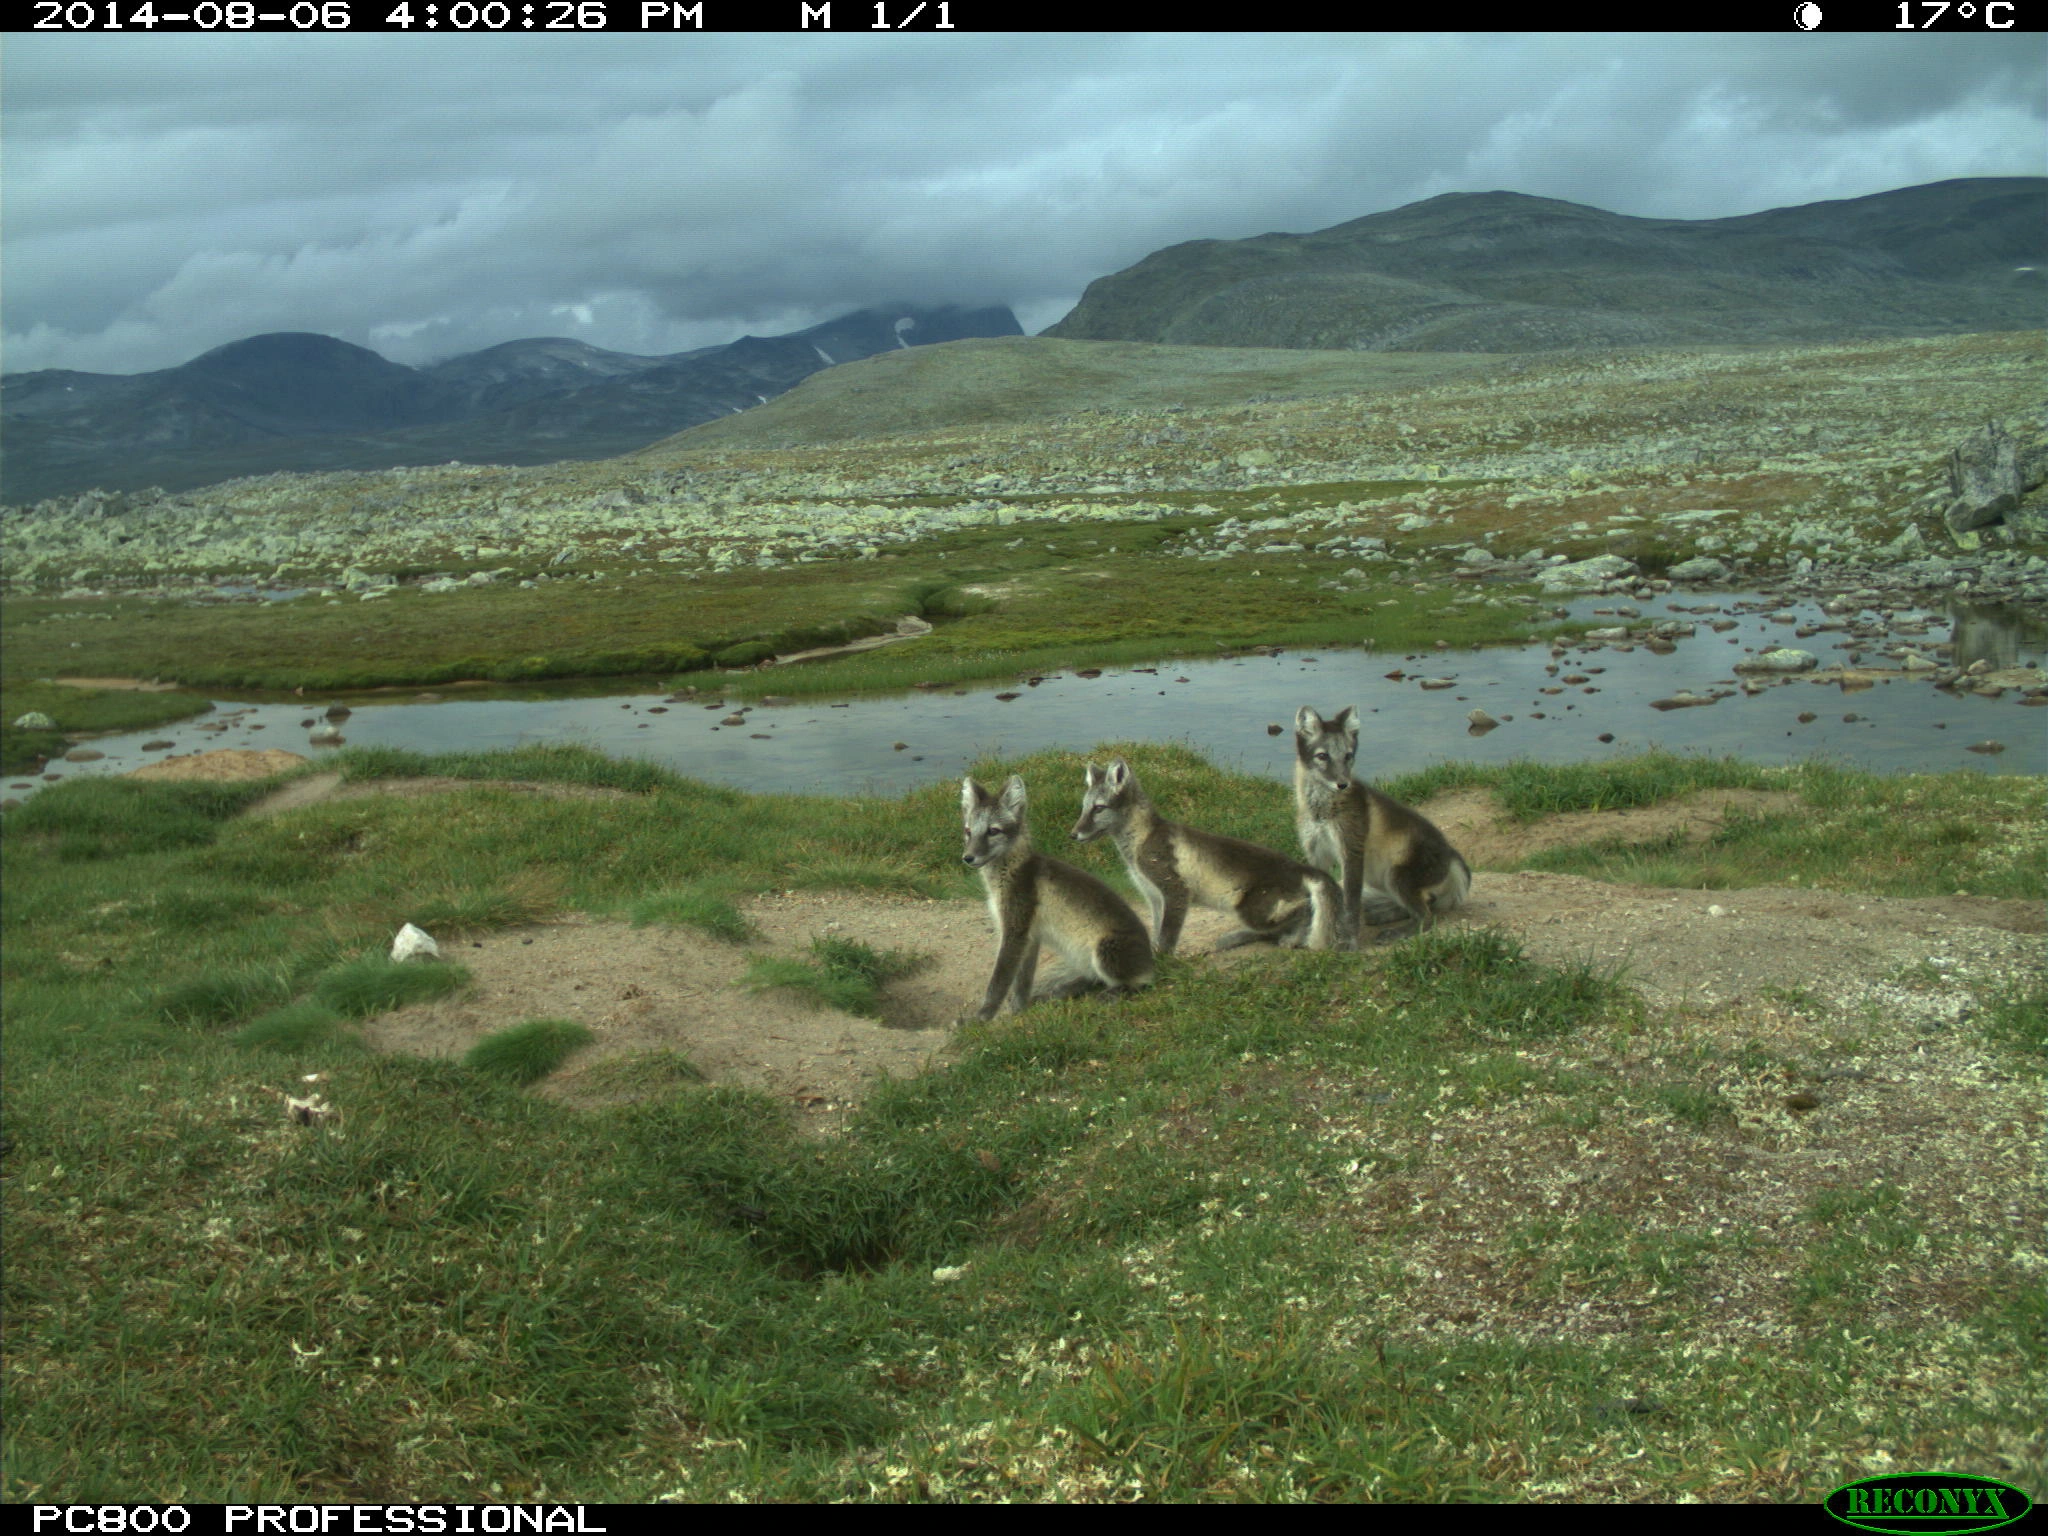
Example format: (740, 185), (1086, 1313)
(1001, 774), (1028, 814)
(1108, 757), (1131, 790)
(1332, 706), (1359, 737)
(1295, 706), (1321, 735)
(961, 777), (983, 815)
(1083, 762), (1103, 788)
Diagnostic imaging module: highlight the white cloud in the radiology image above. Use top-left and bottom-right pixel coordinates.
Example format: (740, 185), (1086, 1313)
(2, 32), (2039, 375)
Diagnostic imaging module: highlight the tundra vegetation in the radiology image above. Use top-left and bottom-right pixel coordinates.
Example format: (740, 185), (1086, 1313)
(3, 331), (2042, 761)
(2, 741), (2040, 1501)
(2, 328), (2042, 1499)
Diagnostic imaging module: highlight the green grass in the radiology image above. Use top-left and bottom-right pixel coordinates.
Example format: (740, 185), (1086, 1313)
(745, 936), (932, 1018)
(232, 1000), (359, 1055)
(1416, 754), (2046, 902)
(464, 1018), (596, 1085)
(3, 744), (2041, 1501)
(630, 883), (760, 943)
(1978, 981), (2047, 1067)
(310, 954), (471, 1018)
(2, 518), (1567, 702)
(1390, 750), (1778, 821)
(1, 680), (216, 774)
(3, 773), (274, 860)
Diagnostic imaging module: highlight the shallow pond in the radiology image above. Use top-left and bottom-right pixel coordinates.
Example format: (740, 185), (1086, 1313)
(15, 590), (2045, 801)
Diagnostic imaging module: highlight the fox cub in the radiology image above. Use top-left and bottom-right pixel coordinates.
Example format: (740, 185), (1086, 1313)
(1293, 706), (1471, 941)
(961, 775), (1154, 1020)
(1070, 756), (1343, 954)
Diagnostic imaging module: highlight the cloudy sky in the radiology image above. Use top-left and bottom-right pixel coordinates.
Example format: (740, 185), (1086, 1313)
(4, 32), (2041, 377)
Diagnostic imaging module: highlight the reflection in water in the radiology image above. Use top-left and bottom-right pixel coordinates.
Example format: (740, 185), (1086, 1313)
(11, 592), (2044, 800)
(1950, 599), (2048, 673)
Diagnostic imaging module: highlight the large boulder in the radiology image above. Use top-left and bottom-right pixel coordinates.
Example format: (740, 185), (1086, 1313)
(1538, 554), (1638, 593)
(1943, 414), (2048, 535)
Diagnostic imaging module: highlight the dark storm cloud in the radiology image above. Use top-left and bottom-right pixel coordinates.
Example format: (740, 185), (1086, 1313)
(3, 32), (2040, 375)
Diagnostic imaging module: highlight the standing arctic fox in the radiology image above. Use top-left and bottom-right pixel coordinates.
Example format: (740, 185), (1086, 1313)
(961, 775), (1154, 1020)
(1070, 756), (1344, 954)
(1293, 706), (1471, 941)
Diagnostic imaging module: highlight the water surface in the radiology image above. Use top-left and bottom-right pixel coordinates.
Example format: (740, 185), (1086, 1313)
(14, 591), (2043, 800)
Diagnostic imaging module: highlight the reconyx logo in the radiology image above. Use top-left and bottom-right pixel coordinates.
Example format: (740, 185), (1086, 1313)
(1826, 1473), (2033, 1535)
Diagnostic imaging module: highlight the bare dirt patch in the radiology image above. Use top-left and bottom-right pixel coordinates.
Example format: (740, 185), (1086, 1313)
(359, 897), (969, 1134)
(52, 676), (185, 692)
(128, 748), (310, 782)
(241, 772), (632, 819)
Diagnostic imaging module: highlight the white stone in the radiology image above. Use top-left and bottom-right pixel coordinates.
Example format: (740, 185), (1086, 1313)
(391, 923), (440, 963)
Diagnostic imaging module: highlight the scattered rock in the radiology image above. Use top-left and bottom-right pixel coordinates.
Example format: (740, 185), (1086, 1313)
(1539, 554), (1638, 593)
(1735, 648), (1819, 673)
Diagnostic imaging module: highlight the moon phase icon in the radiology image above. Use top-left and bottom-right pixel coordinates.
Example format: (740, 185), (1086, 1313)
(1793, 1), (1822, 26)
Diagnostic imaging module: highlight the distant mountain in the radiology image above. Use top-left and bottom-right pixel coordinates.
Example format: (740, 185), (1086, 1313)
(1044, 178), (2046, 351)
(453, 305), (1023, 450)
(0, 304), (1023, 505)
(419, 336), (671, 415)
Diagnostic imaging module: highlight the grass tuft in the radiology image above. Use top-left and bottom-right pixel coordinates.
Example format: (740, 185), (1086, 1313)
(630, 884), (759, 943)
(232, 1000), (359, 1054)
(311, 954), (470, 1017)
(155, 964), (301, 1028)
(745, 936), (931, 1018)
(1978, 981), (2047, 1068)
(1375, 925), (1640, 1040)
(464, 1017), (595, 1084)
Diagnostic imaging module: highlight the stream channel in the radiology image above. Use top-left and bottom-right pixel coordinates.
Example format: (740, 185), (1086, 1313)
(17, 590), (2046, 801)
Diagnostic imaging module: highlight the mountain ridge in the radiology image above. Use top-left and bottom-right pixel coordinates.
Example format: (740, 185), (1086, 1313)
(1044, 177), (2046, 351)
(1, 303), (1023, 505)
